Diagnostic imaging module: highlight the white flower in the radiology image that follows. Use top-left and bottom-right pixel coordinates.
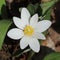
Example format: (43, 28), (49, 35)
(7, 8), (52, 52)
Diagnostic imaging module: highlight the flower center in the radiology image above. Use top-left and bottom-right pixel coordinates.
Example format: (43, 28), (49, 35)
(24, 25), (34, 36)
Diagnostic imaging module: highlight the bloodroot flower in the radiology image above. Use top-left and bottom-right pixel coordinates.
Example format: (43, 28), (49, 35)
(7, 8), (52, 52)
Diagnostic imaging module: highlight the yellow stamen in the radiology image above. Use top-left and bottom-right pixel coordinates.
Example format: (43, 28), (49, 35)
(24, 25), (34, 36)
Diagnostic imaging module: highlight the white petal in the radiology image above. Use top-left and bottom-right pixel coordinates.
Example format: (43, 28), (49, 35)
(21, 8), (30, 22)
(20, 36), (28, 49)
(13, 17), (28, 29)
(30, 14), (38, 28)
(35, 20), (52, 33)
(33, 32), (46, 40)
(7, 28), (24, 40)
(28, 37), (40, 52)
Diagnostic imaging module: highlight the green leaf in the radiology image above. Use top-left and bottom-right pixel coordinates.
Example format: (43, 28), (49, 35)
(27, 4), (35, 16)
(0, 0), (5, 14)
(41, 0), (58, 15)
(44, 52), (60, 60)
(34, 3), (39, 11)
(0, 20), (12, 49)
(35, 4), (42, 16)
(43, 9), (51, 20)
